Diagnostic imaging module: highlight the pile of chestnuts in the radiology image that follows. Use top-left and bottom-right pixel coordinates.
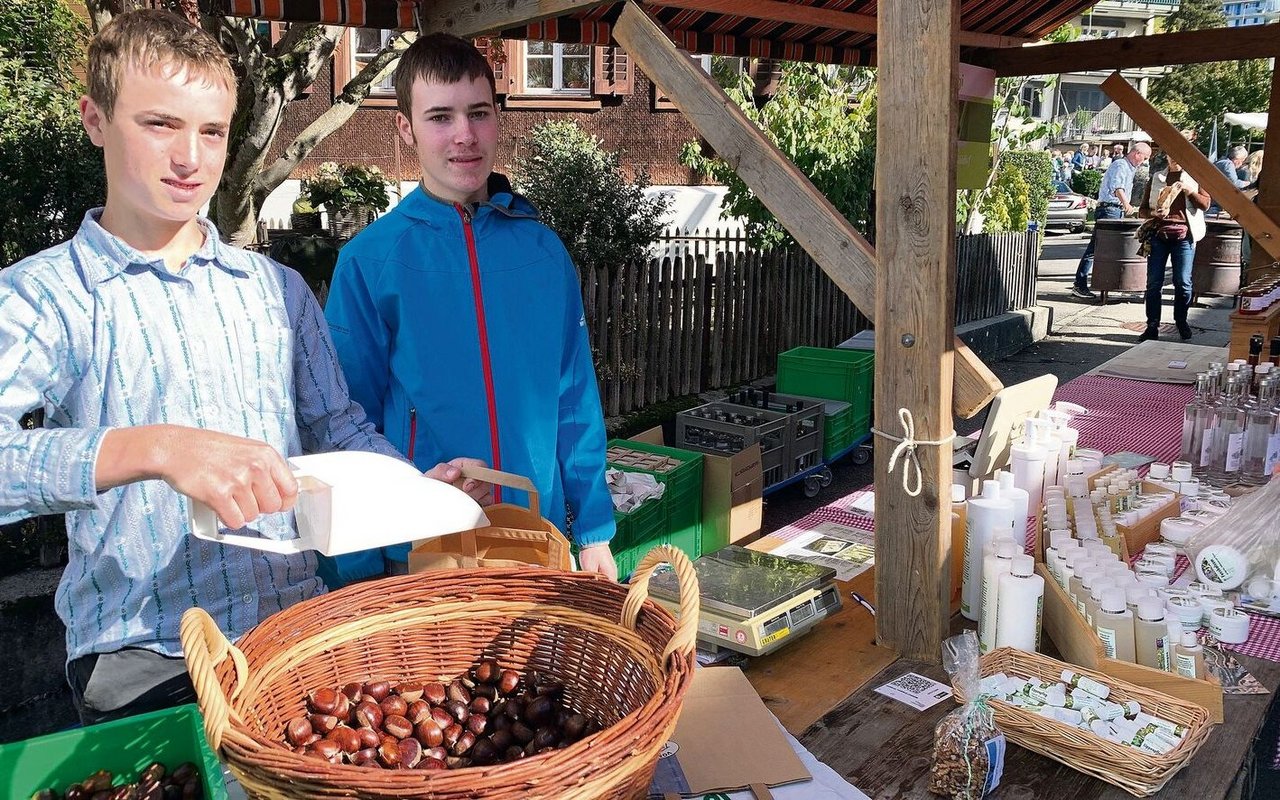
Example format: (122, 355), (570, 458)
(284, 659), (600, 770)
(31, 761), (202, 800)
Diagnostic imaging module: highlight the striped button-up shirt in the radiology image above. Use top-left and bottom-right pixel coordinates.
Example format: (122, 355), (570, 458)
(0, 211), (401, 662)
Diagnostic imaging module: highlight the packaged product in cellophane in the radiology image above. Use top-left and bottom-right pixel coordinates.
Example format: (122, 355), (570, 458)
(929, 631), (1006, 799)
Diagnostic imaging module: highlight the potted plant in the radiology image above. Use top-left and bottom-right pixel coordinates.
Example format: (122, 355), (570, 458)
(300, 162), (392, 238)
(289, 197), (322, 232)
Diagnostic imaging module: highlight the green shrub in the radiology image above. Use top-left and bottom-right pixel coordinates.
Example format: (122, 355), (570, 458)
(980, 163), (1031, 233)
(512, 121), (671, 273)
(0, 0), (105, 265)
(1071, 169), (1103, 200)
(1002, 151), (1054, 230)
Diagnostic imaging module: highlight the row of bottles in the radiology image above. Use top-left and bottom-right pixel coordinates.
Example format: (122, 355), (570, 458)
(1178, 349), (1280, 487)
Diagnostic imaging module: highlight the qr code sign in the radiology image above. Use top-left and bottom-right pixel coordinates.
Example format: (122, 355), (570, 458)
(875, 671), (954, 710)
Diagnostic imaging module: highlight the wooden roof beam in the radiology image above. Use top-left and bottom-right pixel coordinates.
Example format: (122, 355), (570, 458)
(417, 0), (611, 36)
(1101, 72), (1280, 262)
(645, 0), (1033, 49)
(612, 1), (1002, 419)
(975, 23), (1280, 77)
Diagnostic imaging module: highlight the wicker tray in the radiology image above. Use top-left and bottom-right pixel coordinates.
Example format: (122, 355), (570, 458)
(960, 648), (1215, 797)
(181, 546), (698, 799)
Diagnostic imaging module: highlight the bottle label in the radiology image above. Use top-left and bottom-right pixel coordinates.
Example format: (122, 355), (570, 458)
(1176, 652), (1198, 678)
(1266, 432), (1280, 476)
(962, 518), (975, 617)
(1035, 595), (1043, 651)
(1097, 626), (1117, 659)
(1200, 429), (1215, 467)
(1077, 598), (1086, 616)
(1156, 637), (1170, 671)
(1225, 432), (1245, 472)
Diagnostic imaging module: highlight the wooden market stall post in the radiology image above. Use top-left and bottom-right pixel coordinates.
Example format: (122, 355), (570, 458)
(1253, 67), (1280, 279)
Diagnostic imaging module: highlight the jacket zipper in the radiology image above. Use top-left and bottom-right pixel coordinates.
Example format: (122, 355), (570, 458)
(458, 204), (503, 503)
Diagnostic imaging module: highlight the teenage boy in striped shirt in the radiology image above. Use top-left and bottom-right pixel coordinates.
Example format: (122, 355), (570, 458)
(0, 10), (486, 725)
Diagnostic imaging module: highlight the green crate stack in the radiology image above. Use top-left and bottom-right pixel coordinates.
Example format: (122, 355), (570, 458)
(607, 439), (704, 565)
(777, 347), (875, 438)
(821, 400), (856, 461)
(610, 496), (669, 579)
(0, 704), (228, 799)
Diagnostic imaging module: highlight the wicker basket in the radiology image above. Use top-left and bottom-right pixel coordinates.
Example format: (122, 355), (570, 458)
(959, 648), (1215, 797)
(180, 546), (698, 799)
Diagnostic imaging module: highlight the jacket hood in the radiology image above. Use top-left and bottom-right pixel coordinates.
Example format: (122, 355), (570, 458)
(396, 172), (540, 226)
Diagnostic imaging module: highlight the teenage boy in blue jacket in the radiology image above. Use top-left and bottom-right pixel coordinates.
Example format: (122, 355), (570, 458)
(324, 33), (617, 582)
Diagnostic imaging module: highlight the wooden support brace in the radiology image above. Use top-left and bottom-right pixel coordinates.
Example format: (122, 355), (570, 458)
(1100, 73), (1280, 262)
(870, 0), (957, 663)
(1251, 67), (1280, 276)
(611, 1), (1002, 419)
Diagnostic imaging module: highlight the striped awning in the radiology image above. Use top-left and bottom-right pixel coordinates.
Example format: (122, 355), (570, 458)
(204, 0), (1096, 65)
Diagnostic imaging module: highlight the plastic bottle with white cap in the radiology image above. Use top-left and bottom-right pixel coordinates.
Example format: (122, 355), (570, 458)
(1038, 419), (1063, 490)
(1134, 599), (1172, 671)
(1009, 418), (1047, 513)
(996, 469), (1030, 550)
(994, 554), (1044, 652)
(1086, 577), (1117, 628)
(979, 539), (1020, 653)
(1174, 631), (1206, 679)
(1095, 588), (1136, 662)
(961, 480), (1015, 621)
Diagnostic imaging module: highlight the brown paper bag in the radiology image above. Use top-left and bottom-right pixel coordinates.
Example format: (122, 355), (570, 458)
(407, 466), (572, 571)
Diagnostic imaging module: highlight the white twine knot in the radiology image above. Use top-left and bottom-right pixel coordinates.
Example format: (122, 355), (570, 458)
(870, 408), (956, 497)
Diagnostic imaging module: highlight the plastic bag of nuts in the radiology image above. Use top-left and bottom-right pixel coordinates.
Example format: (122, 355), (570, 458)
(928, 632), (1005, 799)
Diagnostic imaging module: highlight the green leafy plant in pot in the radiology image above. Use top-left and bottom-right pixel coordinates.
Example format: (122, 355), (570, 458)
(300, 162), (392, 238)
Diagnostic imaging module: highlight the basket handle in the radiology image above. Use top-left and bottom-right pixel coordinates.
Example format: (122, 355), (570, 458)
(180, 607), (251, 752)
(459, 465), (540, 519)
(621, 545), (700, 664)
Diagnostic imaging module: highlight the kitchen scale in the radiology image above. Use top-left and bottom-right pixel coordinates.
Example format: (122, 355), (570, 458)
(648, 545), (842, 657)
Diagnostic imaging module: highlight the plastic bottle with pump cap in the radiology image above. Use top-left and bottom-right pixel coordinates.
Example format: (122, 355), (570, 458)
(961, 480), (1016, 621)
(995, 554), (1044, 652)
(1009, 418), (1047, 513)
(996, 469), (1030, 550)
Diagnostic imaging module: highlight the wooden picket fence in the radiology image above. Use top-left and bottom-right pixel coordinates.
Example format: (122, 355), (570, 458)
(584, 227), (1038, 416)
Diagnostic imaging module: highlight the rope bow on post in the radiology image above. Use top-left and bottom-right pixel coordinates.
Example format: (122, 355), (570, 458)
(871, 408), (956, 497)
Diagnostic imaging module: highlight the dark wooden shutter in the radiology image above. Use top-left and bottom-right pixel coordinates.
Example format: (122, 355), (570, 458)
(475, 37), (512, 94)
(752, 58), (782, 97)
(592, 46), (634, 95)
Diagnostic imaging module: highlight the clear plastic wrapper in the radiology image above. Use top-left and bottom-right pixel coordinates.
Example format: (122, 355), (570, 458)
(929, 631), (1006, 799)
(1184, 477), (1280, 595)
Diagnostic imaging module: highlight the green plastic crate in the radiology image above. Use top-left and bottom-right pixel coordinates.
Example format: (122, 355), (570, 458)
(777, 347), (875, 429)
(607, 439), (704, 560)
(663, 482), (702, 560)
(0, 704), (227, 799)
(612, 509), (634, 551)
(823, 403), (857, 461)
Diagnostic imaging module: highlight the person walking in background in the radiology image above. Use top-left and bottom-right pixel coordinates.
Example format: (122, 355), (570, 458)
(1072, 144), (1089, 173)
(1139, 143), (1210, 342)
(1245, 150), (1264, 187)
(1072, 142), (1152, 300)
(1209, 146), (1251, 214)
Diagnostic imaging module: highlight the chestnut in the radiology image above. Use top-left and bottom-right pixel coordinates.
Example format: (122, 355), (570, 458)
(465, 713), (487, 736)
(470, 737), (498, 766)
(327, 726), (362, 754)
(284, 716), (313, 746)
(307, 687), (342, 716)
(417, 757), (447, 771)
(82, 771), (114, 792)
(406, 699), (431, 725)
(444, 756), (471, 770)
(497, 669), (521, 695)
(525, 695), (554, 727)
(332, 691), (352, 723)
(473, 658), (500, 684)
(503, 698), (524, 721)
(429, 707), (453, 730)
(472, 683), (498, 701)
(446, 700), (470, 725)
(376, 740), (401, 768)
(383, 714), (413, 740)
(488, 728), (513, 752)
(468, 696), (491, 716)
(510, 721), (535, 744)
(446, 680), (471, 705)
(563, 713), (588, 742)
(363, 680), (392, 703)
(504, 745), (526, 762)
(529, 726), (560, 752)
(354, 702), (383, 730)
(397, 737), (423, 769)
(423, 745), (448, 762)
(341, 681), (364, 702)
(141, 763), (166, 783)
(357, 727), (381, 750)
(380, 695), (408, 719)
(490, 713), (511, 732)
(171, 764), (197, 784)
(350, 747), (379, 767)
(308, 713), (339, 735)
(422, 682), (448, 706)
(308, 739), (343, 762)
(442, 723), (463, 748)
(397, 682), (424, 703)
(414, 719), (444, 748)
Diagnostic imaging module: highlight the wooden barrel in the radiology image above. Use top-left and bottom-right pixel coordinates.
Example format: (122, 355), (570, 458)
(1090, 218), (1146, 292)
(1193, 218), (1243, 296)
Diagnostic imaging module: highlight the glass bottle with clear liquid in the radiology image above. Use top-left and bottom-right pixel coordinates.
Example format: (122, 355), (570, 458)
(1207, 377), (1247, 486)
(1196, 375), (1222, 476)
(1180, 373), (1213, 466)
(1242, 381), (1279, 485)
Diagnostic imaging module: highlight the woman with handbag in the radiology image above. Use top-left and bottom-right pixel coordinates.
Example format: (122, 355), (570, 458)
(1138, 149), (1211, 341)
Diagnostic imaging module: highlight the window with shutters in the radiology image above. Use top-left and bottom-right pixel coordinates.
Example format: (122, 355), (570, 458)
(653, 54), (744, 110)
(495, 41), (633, 109)
(333, 28), (403, 108)
(524, 41), (592, 94)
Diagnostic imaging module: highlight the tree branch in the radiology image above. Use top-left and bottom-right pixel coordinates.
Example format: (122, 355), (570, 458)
(84, 0), (113, 34)
(256, 32), (411, 195)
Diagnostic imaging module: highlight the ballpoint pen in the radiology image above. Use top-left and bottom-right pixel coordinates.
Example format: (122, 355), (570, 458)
(850, 591), (876, 616)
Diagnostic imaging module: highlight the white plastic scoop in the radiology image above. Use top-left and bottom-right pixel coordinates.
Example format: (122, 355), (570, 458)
(188, 451), (490, 556)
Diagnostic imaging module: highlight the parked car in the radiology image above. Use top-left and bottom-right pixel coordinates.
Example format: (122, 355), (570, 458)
(1046, 181), (1089, 233)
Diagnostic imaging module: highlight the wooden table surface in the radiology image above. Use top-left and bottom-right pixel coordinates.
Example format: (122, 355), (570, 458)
(799, 647), (1280, 799)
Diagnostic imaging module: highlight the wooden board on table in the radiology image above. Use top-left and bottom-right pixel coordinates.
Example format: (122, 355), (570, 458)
(1085, 340), (1227, 383)
(739, 547), (898, 735)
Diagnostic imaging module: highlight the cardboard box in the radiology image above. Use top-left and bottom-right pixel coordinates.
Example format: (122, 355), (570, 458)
(651, 667), (810, 796)
(631, 427), (763, 553)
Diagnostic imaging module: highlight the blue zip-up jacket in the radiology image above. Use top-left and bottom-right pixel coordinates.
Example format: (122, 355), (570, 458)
(320, 180), (615, 586)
